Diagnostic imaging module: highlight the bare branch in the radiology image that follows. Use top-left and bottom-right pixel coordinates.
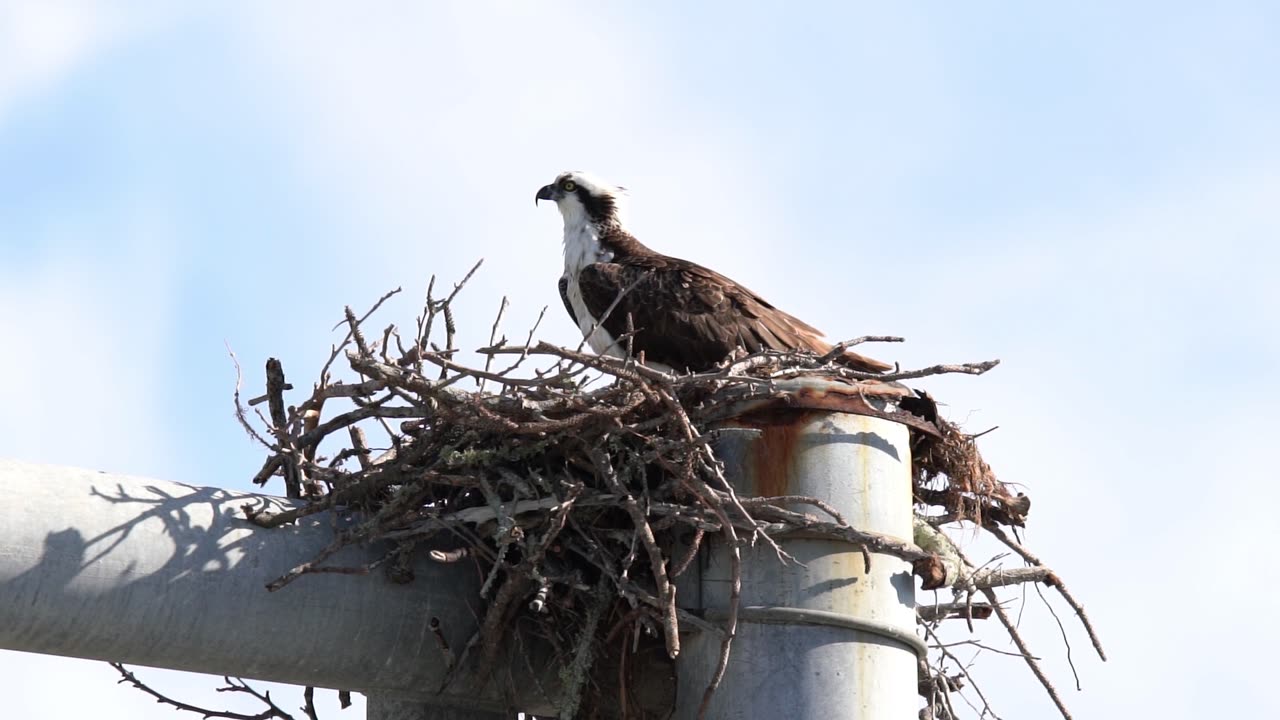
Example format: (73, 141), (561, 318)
(217, 270), (1092, 720)
(111, 663), (296, 720)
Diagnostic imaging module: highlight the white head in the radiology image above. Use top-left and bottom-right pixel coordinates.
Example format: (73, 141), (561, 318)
(535, 170), (628, 230)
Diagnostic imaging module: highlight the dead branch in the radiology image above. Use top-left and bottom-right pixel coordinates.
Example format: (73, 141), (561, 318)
(111, 663), (297, 720)
(265, 358), (302, 499)
(984, 523), (1106, 661)
(983, 587), (1073, 720)
(218, 267), (1094, 720)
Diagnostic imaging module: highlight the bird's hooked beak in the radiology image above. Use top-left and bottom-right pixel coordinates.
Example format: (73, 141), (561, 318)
(535, 183), (559, 206)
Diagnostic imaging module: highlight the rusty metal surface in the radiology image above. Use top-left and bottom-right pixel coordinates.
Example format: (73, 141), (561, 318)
(674, 412), (920, 719)
(708, 376), (942, 438)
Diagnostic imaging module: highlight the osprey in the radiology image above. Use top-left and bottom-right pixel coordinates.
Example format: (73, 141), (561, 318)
(535, 170), (892, 375)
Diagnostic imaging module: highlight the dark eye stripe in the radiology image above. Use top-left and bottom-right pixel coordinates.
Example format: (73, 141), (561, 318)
(575, 185), (615, 222)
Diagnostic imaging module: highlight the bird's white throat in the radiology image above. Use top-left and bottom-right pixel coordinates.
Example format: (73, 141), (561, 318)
(553, 194), (675, 374)
(557, 210), (622, 359)
(558, 206), (614, 276)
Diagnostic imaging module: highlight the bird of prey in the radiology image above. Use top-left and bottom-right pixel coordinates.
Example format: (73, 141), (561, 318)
(535, 170), (892, 375)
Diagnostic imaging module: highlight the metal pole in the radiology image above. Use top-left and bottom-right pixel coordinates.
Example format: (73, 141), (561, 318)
(364, 694), (510, 720)
(674, 408), (921, 719)
(0, 459), (557, 716)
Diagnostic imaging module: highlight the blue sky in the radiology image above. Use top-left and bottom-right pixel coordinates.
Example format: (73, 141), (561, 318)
(1, 2), (1276, 717)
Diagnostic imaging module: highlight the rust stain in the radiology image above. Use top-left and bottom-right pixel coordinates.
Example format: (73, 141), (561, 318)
(717, 378), (942, 439)
(732, 411), (818, 498)
(753, 423), (798, 497)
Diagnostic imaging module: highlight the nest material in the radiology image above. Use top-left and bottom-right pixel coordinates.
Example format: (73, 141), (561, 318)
(913, 409), (1031, 530)
(233, 278), (1100, 720)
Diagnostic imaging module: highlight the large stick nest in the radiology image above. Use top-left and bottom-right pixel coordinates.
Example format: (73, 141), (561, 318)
(233, 268), (1102, 720)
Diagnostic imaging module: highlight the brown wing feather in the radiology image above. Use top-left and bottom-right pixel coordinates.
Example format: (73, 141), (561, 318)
(577, 256), (891, 373)
(558, 275), (579, 329)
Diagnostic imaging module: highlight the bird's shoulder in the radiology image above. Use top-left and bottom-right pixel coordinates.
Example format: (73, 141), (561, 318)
(579, 254), (747, 314)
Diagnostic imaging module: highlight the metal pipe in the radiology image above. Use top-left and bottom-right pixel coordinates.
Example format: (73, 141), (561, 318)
(0, 459), (556, 716)
(674, 410), (920, 719)
(364, 694), (511, 720)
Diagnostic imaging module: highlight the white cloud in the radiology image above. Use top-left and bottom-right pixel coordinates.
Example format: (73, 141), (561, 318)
(0, 204), (277, 720)
(908, 168), (1280, 716)
(0, 225), (177, 472)
(0, 6), (788, 717)
(0, 1), (193, 128)
(1, 3), (1275, 717)
(227, 2), (787, 359)
(0, 1), (117, 127)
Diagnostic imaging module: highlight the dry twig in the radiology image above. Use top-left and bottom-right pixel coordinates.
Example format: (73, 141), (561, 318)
(111, 663), (298, 720)
(212, 266), (1093, 720)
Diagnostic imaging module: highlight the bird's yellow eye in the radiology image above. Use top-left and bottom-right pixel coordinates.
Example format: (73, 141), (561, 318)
(561, 180), (577, 192)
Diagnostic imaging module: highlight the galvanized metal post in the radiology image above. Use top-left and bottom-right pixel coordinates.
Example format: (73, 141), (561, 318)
(0, 459), (557, 717)
(1, 386), (921, 718)
(675, 402), (922, 719)
(364, 695), (510, 720)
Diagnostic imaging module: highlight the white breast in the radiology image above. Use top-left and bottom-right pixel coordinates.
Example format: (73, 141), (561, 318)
(561, 219), (621, 357)
(559, 209), (675, 373)
(562, 272), (619, 357)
